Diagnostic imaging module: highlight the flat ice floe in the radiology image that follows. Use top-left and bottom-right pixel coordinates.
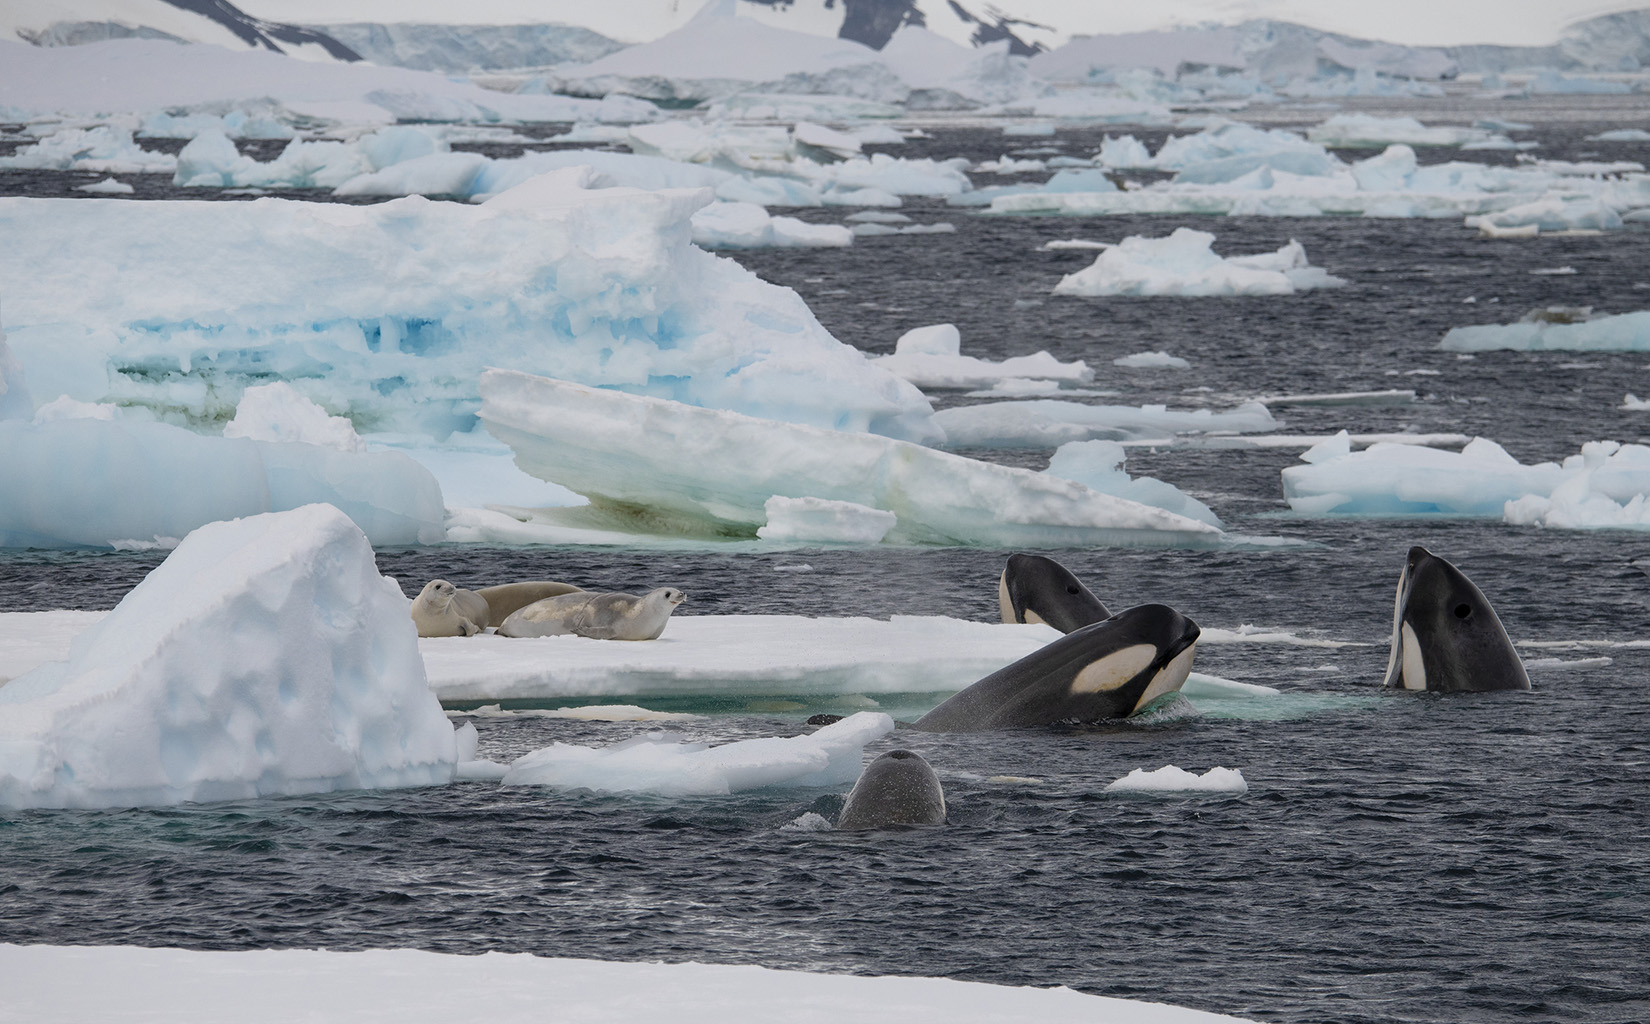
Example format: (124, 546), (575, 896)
(932, 399), (1278, 448)
(1052, 228), (1345, 297)
(0, 505), (457, 810)
(1441, 309), (1650, 351)
(1283, 431), (1650, 529)
(0, 167), (938, 445)
(480, 369), (1223, 547)
(1105, 766), (1249, 795)
(870, 323), (1093, 389)
(0, 945), (1262, 1024)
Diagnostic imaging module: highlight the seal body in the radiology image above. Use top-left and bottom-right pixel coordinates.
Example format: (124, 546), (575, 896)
(836, 750), (946, 830)
(498, 587), (686, 640)
(915, 603), (1200, 732)
(998, 553), (1110, 632)
(411, 579), (491, 637)
(1383, 546), (1530, 692)
(474, 581), (583, 627)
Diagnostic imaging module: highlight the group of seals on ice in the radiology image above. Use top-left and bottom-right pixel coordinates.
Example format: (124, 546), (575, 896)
(839, 545), (1529, 829)
(411, 579), (685, 641)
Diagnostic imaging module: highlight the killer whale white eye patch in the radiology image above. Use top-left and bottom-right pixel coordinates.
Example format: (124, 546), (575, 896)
(1070, 644), (1158, 694)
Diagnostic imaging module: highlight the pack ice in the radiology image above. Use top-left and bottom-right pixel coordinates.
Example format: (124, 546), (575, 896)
(1052, 228), (1345, 297)
(0, 505), (458, 810)
(479, 369), (1222, 547)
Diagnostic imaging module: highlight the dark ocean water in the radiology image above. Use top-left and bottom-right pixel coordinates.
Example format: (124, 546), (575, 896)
(3, 101), (1650, 1024)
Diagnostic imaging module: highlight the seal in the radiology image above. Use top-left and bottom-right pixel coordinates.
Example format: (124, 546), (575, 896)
(998, 553), (1110, 632)
(411, 579), (492, 637)
(836, 750), (947, 830)
(914, 603), (1200, 732)
(1384, 546), (1530, 692)
(498, 587), (687, 640)
(411, 579), (583, 637)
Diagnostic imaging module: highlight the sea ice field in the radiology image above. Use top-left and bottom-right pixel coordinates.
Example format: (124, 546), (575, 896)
(2, 25), (1650, 1024)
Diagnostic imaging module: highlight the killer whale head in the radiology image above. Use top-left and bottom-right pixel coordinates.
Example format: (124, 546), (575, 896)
(998, 553), (1110, 634)
(1383, 546), (1530, 693)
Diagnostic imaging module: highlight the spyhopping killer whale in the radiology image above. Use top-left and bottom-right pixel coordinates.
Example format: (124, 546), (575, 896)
(836, 750), (947, 830)
(998, 553), (1110, 633)
(1384, 546), (1530, 692)
(915, 604), (1200, 731)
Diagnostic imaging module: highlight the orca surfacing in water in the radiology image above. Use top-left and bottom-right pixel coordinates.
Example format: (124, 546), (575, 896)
(1384, 546), (1530, 692)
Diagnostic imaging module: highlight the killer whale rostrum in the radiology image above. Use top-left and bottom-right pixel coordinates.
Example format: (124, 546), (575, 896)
(1384, 545), (1530, 693)
(915, 603), (1201, 732)
(998, 552), (1111, 633)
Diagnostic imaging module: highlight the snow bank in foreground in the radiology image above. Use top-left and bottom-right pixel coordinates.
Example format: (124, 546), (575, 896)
(0, 505), (456, 809)
(870, 323), (1092, 389)
(1441, 310), (1650, 352)
(501, 712), (894, 795)
(1282, 431), (1650, 529)
(1105, 766), (1248, 794)
(480, 370), (1221, 548)
(1053, 228), (1345, 297)
(933, 399), (1278, 448)
(0, 169), (937, 444)
(0, 945), (1260, 1024)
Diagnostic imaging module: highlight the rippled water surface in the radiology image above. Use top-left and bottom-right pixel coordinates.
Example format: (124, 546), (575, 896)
(3, 100), (1650, 1024)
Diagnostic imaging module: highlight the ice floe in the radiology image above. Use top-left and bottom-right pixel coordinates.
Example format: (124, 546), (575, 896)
(870, 324), (1093, 389)
(1105, 766), (1248, 795)
(0, 505), (457, 809)
(932, 399), (1278, 448)
(1052, 229), (1345, 297)
(1045, 440), (1223, 528)
(1441, 309), (1650, 352)
(690, 201), (853, 249)
(480, 369), (1223, 548)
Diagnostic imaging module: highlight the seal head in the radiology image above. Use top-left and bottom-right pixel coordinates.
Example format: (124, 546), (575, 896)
(836, 750), (946, 830)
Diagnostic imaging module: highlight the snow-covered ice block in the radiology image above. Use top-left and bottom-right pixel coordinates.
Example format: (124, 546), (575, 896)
(1053, 228), (1345, 297)
(1045, 439), (1222, 528)
(1114, 351), (1190, 369)
(0, 170), (937, 444)
(1105, 765), (1248, 795)
(0, 505), (457, 809)
(757, 496), (897, 544)
(480, 369), (1222, 547)
(871, 323), (1092, 389)
(500, 712), (895, 795)
(0, 125), (177, 174)
(0, 419), (445, 548)
(1441, 310), (1650, 352)
(933, 399), (1278, 448)
(690, 201), (852, 249)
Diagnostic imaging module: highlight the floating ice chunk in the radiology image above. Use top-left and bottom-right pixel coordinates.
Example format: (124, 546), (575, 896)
(1097, 134), (1154, 169)
(1105, 766), (1247, 795)
(74, 177), (134, 194)
(0, 505), (457, 809)
(1053, 228), (1344, 297)
(1590, 129), (1650, 142)
(480, 369), (1222, 547)
(793, 121), (863, 162)
(691, 201), (853, 249)
(757, 496), (898, 544)
(1254, 389), (1414, 407)
(500, 712), (895, 796)
(224, 382), (366, 452)
(871, 323), (1092, 389)
(1045, 439), (1222, 528)
(1350, 144), (1417, 191)
(1624, 394), (1650, 411)
(933, 399), (1278, 447)
(1441, 310), (1650, 352)
(1113, 351), (1190, 369)
(1466, 195), (1625, 234)
(332, 151), (488, 197)
(1530, 70), (1634, 95)
(1307, 114), (1496, 148)
(0, 125), (177, 173)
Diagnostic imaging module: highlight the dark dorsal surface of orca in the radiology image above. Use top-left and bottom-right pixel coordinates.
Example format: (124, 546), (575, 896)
(915, 604), (1200, 732)
(998, 553), (1110, 633)
(1384, 546), (1531, 692)
(835, 750), (947, 830)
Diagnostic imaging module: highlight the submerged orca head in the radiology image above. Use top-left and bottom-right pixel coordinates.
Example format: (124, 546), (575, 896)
(997, 553), (1110, 633)
(1383, 546), (1530, 693)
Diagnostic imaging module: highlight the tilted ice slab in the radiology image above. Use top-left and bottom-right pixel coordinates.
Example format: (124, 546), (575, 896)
(1046, 440), (1222, 528)
(0, 505), (457, 810)
(0, 39), (657, 125)
(933, 399), (1278, 448)
(0, 168), (938, 445)
(480, 369), (1222, 548)
(1442, 310), (1650, 352)
(1282, 431), (1650, 528)
(870, 323), (1092, 389)
(500, 712), (895, 795)
(1052, 228), (1345, 297)
(0, 945), (1263, 1024)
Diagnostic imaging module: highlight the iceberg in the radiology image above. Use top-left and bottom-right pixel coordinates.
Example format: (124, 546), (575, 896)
(479, 369), (1223, 548)
(500, 712), (894, 796)
(933, 400), (1278, 448)
(1052, 228), (1345, 297)
(870, 324), (1092, 389)
(0, 168), (938, 445)
(1441, 310), (1650, 352)
(0, 505), (457, 810)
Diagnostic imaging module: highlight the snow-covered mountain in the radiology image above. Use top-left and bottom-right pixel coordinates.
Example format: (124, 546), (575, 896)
(4, 0), (359, 61)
